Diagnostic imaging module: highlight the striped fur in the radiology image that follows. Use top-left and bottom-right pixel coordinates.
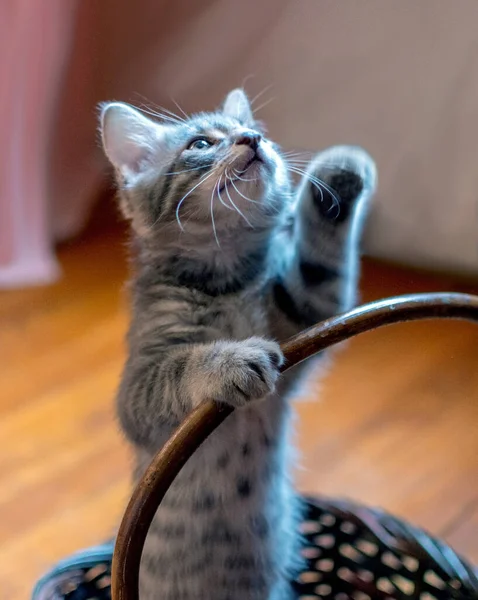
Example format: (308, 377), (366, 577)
(100, 89), (377, 600)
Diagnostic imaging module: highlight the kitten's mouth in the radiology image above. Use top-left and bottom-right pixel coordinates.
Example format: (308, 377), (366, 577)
(221, 155), (262, 191)
(240, 156), (262, 173)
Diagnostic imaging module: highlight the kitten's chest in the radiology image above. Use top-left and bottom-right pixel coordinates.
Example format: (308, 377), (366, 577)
(193, 290), (269, 340)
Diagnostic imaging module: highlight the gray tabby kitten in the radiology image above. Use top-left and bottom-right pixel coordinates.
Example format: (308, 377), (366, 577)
(100, 89), (376, 600)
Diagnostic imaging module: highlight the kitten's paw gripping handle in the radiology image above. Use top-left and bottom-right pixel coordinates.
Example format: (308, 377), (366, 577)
(207, 338), (283, 407)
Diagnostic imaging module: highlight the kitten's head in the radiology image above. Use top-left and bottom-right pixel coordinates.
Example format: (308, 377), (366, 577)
(100, 89), (291, 240)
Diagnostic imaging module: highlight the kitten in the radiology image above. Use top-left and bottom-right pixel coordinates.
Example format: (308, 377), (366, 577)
(100, 89), (376, 600)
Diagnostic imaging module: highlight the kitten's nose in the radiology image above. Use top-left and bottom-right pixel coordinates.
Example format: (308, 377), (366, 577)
(234, 131), (261, 151)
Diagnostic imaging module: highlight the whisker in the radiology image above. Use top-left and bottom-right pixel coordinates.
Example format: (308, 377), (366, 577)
(283, 155), (313, 161)
(292, 167), (324, 206)
(163, 164), (214, 176)
(177, 205), (200, 228)
(229, 176), (261, 205)
(170, 98), (189, 120)
(225, 170), (253, 228)
(241, 73), (256, 89)
(173, 170), (215, 230)
(210, 177), (221, 248)
(147, 103), (186, 123)
(282, 150), (313, 158)
(294, 168), (341, 200)
(217, 174), (234, 211)
(253, 96), (275, 115)
(288, 165), (324, 186)
(250, 84), (274, 106)
(158, 107), (185, 122)
(137, 105), (183, 125)
(287, 166), (340, 213)
(284, 153), (340, 170)
(231, 169), (258, 183)
(287, 160), (340, 169)
(132, 93), (187, 122)
(283, 157), (313, 164)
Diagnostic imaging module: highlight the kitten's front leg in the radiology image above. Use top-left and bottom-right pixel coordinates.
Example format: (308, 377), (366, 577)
(183, 337), (283, 407)
(118, 337), (283, 448)
(270, 145), (377, 339)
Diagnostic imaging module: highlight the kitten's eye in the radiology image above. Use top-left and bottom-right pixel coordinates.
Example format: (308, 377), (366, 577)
(187, 138), (213, 150)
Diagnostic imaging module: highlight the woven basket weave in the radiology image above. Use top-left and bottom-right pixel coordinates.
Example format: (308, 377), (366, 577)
(294, 496), (478, 599)
(32, 293), (478, 600)
(40, 493), (478, 600)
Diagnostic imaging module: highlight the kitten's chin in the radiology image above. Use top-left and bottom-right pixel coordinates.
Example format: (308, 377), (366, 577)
(219, 159), (263, 194)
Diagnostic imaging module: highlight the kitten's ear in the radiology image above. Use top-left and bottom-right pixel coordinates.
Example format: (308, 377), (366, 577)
(100, 102), (165, 179)
(222, 89), (253, 126)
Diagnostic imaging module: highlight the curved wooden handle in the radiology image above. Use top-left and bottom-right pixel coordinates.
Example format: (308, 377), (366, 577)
(111, 292), (478, 600)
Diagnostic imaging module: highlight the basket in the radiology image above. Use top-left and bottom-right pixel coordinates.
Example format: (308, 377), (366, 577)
(33, 293), (478, 600)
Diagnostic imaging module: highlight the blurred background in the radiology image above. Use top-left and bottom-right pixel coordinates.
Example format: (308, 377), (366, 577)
(1, 2), (477, 599)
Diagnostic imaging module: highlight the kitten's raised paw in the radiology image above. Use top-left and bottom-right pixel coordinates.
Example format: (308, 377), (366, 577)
(309, 145), (377, 222)
(205, 338), (283, 408)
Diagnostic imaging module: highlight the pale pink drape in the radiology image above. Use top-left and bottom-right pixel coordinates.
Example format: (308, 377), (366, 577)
(0, 1), (77, 287)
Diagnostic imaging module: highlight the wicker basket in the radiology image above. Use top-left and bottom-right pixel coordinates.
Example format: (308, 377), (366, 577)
(33, 293), (478, 600)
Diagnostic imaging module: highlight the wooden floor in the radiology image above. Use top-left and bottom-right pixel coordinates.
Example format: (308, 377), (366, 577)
(1, 214), (478, 600)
